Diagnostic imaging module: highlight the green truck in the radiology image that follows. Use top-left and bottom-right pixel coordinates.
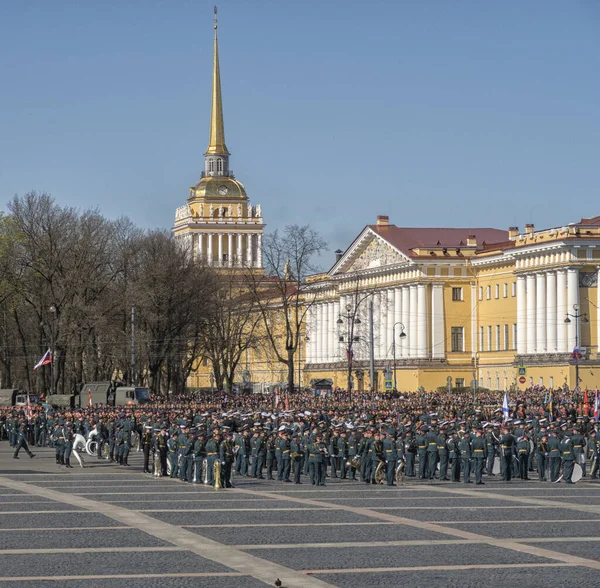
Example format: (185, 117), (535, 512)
(0, 389), (42, 408)
(46, 382), (151, 408)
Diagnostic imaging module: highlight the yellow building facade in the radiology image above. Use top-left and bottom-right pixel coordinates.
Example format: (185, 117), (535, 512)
(303, 215), (600, 392)
(176, 11), (600, 394)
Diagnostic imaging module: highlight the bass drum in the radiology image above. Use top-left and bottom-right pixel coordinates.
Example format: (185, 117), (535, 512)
(85, 438), (97, 456)
(572, 463), (583, 483)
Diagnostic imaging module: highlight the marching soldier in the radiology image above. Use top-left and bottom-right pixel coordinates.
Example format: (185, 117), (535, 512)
(383, 430), (397, 486)
(458, 426), (472, 484)
(205, 431), (220, 486)
(500, 426), (516, 482)
(560, 429), (575, 484)
(548, 429), (562, 482)
(537, 433), (549, 481)
(220, 431), (234, 488)
(471, 427), (486, 485)
(517, 431), (530, 480)
(142, 425), (153, 473)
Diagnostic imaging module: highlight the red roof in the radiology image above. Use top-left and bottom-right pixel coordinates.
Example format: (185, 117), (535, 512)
(577, 216), (600, 226)
(369, 225), (508, 258)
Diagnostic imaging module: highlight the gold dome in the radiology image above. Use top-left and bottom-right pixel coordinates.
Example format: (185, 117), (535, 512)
(189, 176), (247, 200)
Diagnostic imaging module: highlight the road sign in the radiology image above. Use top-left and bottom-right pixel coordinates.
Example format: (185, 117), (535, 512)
(384, 380), (393, 390)
(519, 376), (526, 384)
(518, 367), (526, 376)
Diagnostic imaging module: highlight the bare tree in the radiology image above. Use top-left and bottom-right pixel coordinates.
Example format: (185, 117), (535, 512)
(198, 272), (263, 393)
(245, 225), (327, 393)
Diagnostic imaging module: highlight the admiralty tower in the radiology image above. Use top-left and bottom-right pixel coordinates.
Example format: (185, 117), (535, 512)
(173, 7), (264, 270)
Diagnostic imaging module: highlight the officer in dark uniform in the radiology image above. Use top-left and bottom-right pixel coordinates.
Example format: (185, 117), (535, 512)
(537, 433), (549, 481)
(500, 426), (516, 482)
(458, 427), (472, 484)
(548, 429), (562, 482)
(560, 429), (575, 484)
(220, 431), (234, 488)
(471, 427), (486, 485)
(142, 425), (153, 473)
(13, 418), (35, 460)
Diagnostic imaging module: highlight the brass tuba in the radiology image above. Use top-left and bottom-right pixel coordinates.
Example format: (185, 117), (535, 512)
(214, 458), (222, 489)
(375, 461), (386, 485)
(347, 455), (361, 469)
(395, 459), (405, 485)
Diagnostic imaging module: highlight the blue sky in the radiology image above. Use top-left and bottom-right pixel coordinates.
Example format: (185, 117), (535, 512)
(1, 0), (599, 262)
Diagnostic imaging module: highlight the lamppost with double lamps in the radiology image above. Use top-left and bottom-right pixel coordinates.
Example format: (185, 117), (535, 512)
(337, 304), (361, 402)
(391, 322), (407, 391)
(564, 303), (588, 391)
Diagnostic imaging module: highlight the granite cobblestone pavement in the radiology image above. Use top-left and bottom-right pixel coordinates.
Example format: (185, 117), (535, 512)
(1, 445), (599, 587)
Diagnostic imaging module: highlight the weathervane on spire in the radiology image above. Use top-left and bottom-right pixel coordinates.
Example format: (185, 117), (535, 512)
(214, 5), (218, 30)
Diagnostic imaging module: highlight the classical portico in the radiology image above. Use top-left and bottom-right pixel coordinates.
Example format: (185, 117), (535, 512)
(173, 9), (264, 270)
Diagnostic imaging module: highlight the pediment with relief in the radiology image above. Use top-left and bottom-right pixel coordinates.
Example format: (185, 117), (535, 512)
(333, 231), (409, 275)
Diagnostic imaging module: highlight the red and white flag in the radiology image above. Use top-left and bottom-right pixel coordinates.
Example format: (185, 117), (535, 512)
(33, 349), (52, 370)
(26, 395), (33, 421)
(594, 390), (599, 422)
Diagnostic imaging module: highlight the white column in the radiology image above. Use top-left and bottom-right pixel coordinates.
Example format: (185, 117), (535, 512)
(197, 233), (203, 263)
(319, 303), (326, 363)
(373, 292), (382, 359)
(305, 307), (313, 363)
(257, 233), (263, 268)
(218, 233), (223, 267)
(247, 234), (253, 267)
(409, 285), (418, 357)
(526, 274), (537, 354)
(471, 283), (477, 354)
(207, 233), (213, 266)
(386, 289), (394, 359)
(556, 269), (567, 352)
(546, 271), (557, 352)
(236, 234), (243, 266)
(333, 300), (340, 361)
(535, 272), (546, 353)
(227, 233), (233, 267)
(567, 268), (579, 351)
(401, 287), (409, 358)
(516, 275), (527, 355)
(431, 283), (445, 358)
(417, 283), (428, 358)
(328, 302), (335, 363)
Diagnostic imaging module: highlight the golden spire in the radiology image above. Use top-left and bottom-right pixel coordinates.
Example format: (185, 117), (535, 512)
(205, 5), (229, 155)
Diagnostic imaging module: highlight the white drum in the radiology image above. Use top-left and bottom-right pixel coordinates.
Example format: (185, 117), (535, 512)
(492, 460), (501, 475)
(572, 463), (583, 483)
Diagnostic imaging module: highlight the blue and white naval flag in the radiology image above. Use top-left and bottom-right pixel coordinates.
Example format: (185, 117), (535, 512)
(502, 391), (509, 422)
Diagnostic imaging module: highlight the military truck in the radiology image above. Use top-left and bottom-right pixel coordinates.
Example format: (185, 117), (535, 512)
(45, 381), (151, 408)
(80, 381), (151, 407)
(0, 389), (42, 408)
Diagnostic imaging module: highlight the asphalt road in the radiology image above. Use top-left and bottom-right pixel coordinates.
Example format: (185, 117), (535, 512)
(0, 445), (599, 588)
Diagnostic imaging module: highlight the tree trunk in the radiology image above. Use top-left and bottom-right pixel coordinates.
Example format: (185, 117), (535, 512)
(287, 349), (294, 394)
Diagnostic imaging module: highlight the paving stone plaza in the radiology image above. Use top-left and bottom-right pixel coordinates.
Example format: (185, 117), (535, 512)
(1, 445), (599, 588)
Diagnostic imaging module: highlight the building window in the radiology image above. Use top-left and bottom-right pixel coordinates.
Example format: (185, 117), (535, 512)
(455, 378), (465, 387)
(217, 159), (223, 173)
(451, 327), (464, 352)
(208, 160), (215, 172)
(479, 286), (483, 301)
(511, 282), (516, 297)
(496, 325), (500, 350)
(452, 287), (463, 301)
(479, 326), (484, 351)
(494, 284), (500, 299)
(486, 285), (491, 300)
(487, 326), (492, 351)
(512, 324), (517, 349)
(504, 324), (509, 350)
(503, 283), (508, 298)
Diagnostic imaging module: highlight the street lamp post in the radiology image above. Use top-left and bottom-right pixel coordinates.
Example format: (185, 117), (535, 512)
(337, 304), (361, 403)
(391, 322), (407, 391)
(565, 303), (589, 391)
